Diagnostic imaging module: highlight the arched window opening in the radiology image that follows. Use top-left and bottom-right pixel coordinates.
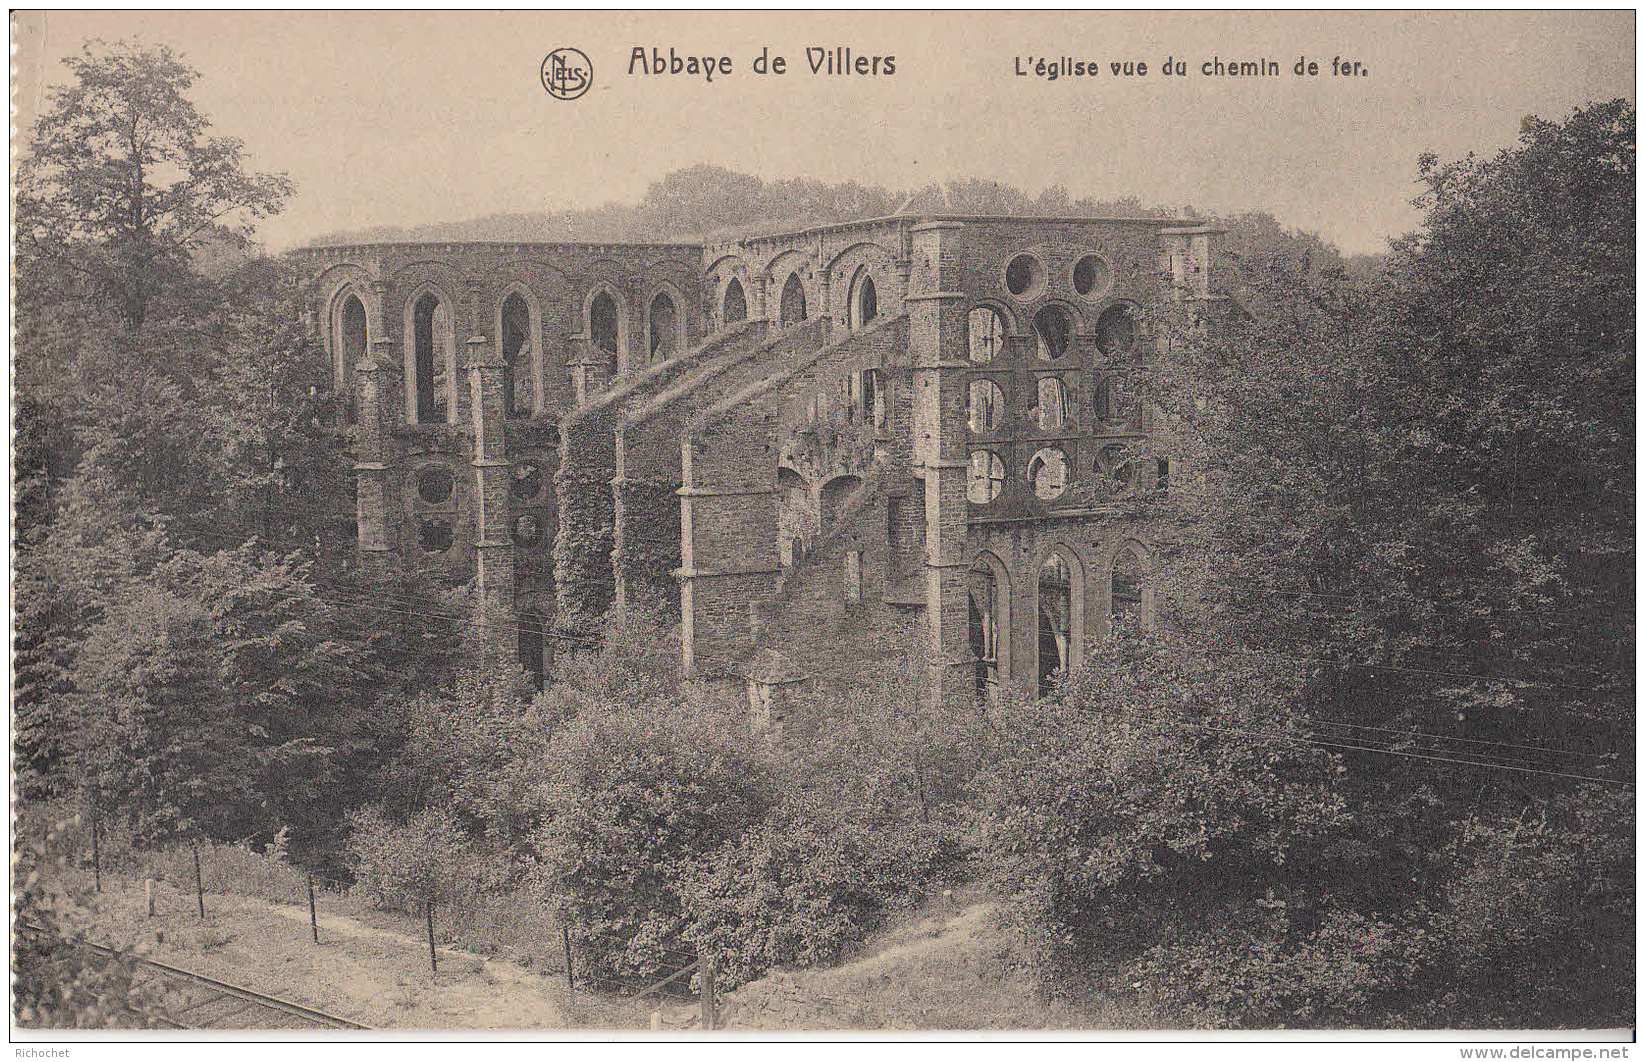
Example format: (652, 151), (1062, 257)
(779, 273), (807, 327)
(1097, 304), (1138, 358)
(851, 270), (878, 329)
(648, 291), (680, 363)
(969, 560), (1001, 701)
(777, 466), (814, 567)
(968, 378), (1005, 434)
(511, 460), (544, 503)
(723, 278), (747, 326)
(419, 517), (454, 554)
(500, 293), (532, 418)
(820, 475), (862, 528)
(413, 293), (451, 424)
(967, 450), (1005, 504)
(518, 607), (550, 690)
(1038, 554), (1073, 696)
(968, 306), (1006, 363)
(1034, 376), (1068, 431)
(1111, 546), (1146, 631)
(846, 368), (886, 429)
(1034, 305), (1072, 360)
(1028, 447), (1068, 501)
(590, 291), (620, 375)
(336, 294), (368, 424)
(1095, 443), (1138, 498)
(1095, 375), (1137, 426)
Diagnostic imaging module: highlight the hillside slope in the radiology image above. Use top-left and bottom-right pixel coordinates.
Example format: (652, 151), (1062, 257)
(716, 891), (1155, 1031)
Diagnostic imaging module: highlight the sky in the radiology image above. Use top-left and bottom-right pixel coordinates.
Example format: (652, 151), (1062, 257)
(12, 10), (1635, 256)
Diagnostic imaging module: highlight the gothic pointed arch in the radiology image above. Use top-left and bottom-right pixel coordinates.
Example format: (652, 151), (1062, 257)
(722, 277), (748, 326)
(584, 285), (626, 376)
(646, 287), (684, 363)
(969, 550), (1012, 700)
(329, 287), (370, 423)
(849, 267), (879, 329)
(779, 272), (808, 327)
(1108, 538), (1155, 633)
(403, 284), (457, 424)
(1036, 544), (1087, 696)
(498, 288), (537, 417)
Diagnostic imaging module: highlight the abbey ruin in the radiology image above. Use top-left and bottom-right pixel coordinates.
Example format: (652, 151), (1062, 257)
(296, 214), (1225, 712)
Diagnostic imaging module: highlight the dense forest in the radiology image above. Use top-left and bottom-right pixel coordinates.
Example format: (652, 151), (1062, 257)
(12, 40), (1634, 1030)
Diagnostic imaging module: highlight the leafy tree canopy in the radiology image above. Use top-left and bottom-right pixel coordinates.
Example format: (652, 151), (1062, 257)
(16, 40), (292, 330)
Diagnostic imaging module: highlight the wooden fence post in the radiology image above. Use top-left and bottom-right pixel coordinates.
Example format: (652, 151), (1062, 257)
(426, 899), (438, 974)
(191, 841), (205, 919)
(91, 815), (101, 893)
(699, 955), (716, 1031)
(144, 878), (154, 918)
(307, 875), (319, 944)
(561, 924), (575, 1002)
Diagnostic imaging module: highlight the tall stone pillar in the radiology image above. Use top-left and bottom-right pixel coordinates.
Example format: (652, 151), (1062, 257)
(467, 334), (516, 673)
(906, 222), (975, 706)
(354, 337), (401, 571)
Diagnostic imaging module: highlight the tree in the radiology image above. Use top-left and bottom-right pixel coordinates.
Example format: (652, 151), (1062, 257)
(986, 99), (1635, 1027)
(71, 546), (385, 856)
(15, 40), (292, 331)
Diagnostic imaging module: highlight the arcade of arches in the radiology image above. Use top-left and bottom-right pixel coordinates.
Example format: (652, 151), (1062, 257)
(303, 213), (1209, 708)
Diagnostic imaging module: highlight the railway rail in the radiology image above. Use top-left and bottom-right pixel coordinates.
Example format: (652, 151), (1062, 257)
(21, 922), (373, 1031)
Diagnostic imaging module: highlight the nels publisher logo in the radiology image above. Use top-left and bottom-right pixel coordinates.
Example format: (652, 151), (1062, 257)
(541, 48), (592, 100)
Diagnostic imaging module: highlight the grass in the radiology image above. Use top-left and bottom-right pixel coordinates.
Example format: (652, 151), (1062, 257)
(715, 884), (1157, 1030)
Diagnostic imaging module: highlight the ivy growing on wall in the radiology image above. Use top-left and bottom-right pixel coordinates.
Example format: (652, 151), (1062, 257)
(554, 410), (619, 623)
(615, 481), (682, 611)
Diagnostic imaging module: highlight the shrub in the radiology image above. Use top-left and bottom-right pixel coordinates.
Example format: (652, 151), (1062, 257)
(980, 634), (1353, 1001)
(14, 816), (159, 1028)
(684, 810), (950, 986)
(345, 804), (470, 914)
(532, 696), (770, 984)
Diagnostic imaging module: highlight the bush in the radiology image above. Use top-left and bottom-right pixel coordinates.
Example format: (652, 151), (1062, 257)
(980, 634), (1354, 1004)
(684, 810), (950, 986)
(532, 696), (770, 984)
(345, 804), (470, 914)
(14, 816), (159, 1028)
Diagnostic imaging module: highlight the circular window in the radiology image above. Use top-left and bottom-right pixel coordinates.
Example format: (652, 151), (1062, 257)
(512, 513), (541, 547)
(968, 307), (1006, 364)
(416, 466), (455, 505)
(1035, 376), (1068, 431)
(1027, 448), (1069, 501)
(967, 450), (1006, 504)
(1095, 443), (1137, 496)
(1072, 255), (1114, 299)
(1097, 305), (1138, 357)
(419, 517), (454, 554)
(1004, 254), (1047, 300)
(1034, 306), (1073, 360)
(511, 461), (543, 502)
(968, 378), (1005, 434)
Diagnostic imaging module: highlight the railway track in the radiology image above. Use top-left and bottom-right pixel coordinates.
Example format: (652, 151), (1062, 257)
(22, 923), (372, 1030)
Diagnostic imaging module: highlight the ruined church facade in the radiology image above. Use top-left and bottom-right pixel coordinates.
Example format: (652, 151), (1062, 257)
(295, 214), (1221, 708)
